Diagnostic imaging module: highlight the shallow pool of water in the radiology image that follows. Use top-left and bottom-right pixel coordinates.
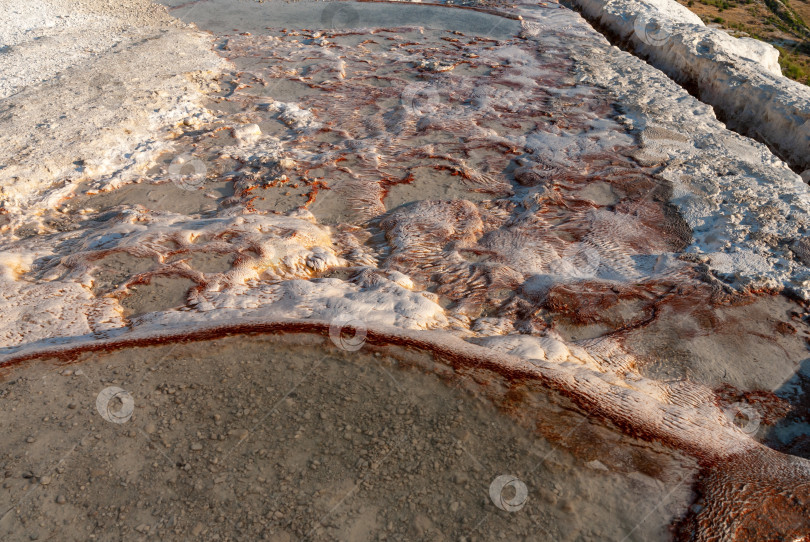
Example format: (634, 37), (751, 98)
(159, 0), (521, 38)
(0, 333), (695, 541)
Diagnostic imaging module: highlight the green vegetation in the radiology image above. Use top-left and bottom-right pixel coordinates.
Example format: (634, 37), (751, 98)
(776, 45), (810, 83)
(695, 0), (752, 11)
(763, 0), (810, 35)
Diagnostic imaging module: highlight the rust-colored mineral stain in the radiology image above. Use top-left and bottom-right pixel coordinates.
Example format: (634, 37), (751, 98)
(2, 318), (810, 538)
(3, 2), (810, 539)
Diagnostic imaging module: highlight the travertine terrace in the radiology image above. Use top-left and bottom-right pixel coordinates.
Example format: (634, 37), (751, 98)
(1, 0), (809, 539)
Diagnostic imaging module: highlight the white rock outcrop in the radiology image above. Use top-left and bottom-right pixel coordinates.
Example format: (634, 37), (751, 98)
(572, 0), (810, 171)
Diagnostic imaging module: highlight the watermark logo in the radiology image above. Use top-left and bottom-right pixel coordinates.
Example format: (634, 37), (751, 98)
(96, 386), (134, 424)
(401, 82), (442, 116)
(93, 74), (126, 105)
(328, 313), (368, 352)
(633, 14), (672, 47)
(550, 242), (601, 279)
(489, 474), (528, 512)
(723, 402), (761, 436)
(168, 153), (207, 191)
(320, 3), (360, 29)
(76, 73), (126, 110)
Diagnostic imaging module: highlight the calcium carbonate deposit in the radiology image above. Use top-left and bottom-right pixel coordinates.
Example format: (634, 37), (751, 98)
(1, 0), (809, 540)
(570, 0), (810, 172)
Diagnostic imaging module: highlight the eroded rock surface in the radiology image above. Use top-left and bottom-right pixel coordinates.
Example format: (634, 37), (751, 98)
(2, 0), (810, 539)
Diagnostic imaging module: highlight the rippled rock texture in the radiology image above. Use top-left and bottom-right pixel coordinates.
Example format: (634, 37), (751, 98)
(2, 0), (810, 539)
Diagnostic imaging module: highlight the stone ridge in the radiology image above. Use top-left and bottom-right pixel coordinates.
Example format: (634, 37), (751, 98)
(569, 0), (810, 172)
